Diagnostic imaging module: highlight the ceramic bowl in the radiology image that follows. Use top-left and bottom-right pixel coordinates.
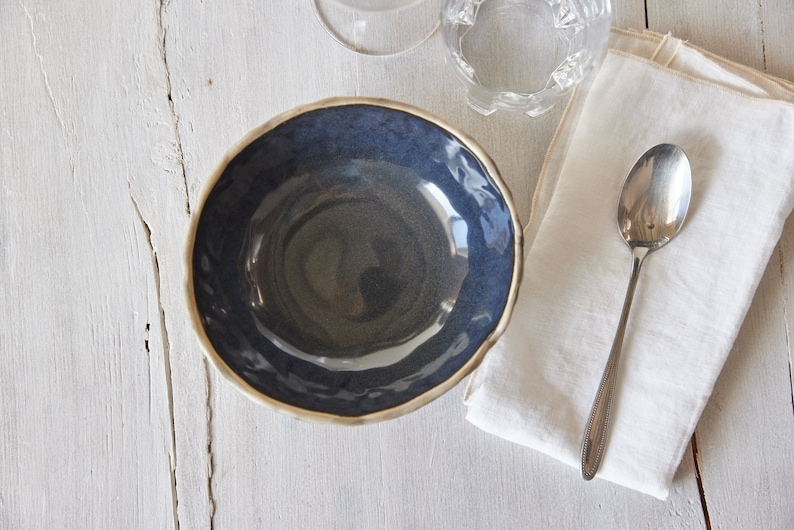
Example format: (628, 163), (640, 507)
(186, 97), (522, 423)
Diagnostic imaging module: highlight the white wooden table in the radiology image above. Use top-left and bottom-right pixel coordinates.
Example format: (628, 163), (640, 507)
(2, 1), (793, 528)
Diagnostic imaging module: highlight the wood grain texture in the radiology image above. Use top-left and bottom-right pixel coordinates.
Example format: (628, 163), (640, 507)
(610, 0), (648, 30)
(647, 0), (767, 70)
(0, 0), (178, 526)
(2, 0), (793, 528)
(761, 0), (794, 80)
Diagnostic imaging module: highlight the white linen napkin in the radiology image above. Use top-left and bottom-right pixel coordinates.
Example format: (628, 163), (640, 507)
(464, 29), (794, 499)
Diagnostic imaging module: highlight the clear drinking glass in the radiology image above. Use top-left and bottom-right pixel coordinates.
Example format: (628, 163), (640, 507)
(314, 0), (444, 56)
(442, 0), (611, 116)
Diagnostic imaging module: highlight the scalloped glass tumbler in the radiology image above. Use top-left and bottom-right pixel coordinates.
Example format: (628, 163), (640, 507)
(314, 0), (444, 56)
(442, 0), (611, 116)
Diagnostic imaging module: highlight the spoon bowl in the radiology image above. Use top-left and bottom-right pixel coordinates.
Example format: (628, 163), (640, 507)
(581, 144), (691, 480)
(618, 144), (692, 252)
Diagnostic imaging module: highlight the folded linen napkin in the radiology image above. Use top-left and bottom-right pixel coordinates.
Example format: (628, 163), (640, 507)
(464, 28), (794, 499)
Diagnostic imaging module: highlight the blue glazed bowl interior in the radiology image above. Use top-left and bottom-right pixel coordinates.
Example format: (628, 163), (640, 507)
(190, 101), (519, 420)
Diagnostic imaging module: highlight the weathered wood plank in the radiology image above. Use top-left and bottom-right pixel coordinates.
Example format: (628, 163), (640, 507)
(761, 0), (794, 81)
(648, 0), (766, 70)
(0, 0), (179, 526)
(764, 0), (794, 428)
(696, 254), (794, 529)
(611, 0), (649, 30)
(649, 1), (794, 528)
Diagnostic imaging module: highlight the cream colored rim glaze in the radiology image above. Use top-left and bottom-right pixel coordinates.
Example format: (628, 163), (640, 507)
(184, 97), (523, 425)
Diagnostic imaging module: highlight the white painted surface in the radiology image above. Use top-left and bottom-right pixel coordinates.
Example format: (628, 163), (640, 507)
(1, 1), (792, 528)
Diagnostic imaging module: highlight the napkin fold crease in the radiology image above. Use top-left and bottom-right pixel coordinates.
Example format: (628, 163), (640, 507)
(464, 29), (794, 499)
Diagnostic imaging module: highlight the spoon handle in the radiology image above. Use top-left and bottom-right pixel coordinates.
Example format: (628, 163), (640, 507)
(581, 247), (648, 480)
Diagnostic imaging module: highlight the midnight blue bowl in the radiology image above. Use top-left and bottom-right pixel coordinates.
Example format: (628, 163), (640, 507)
(186, 98), (522, 423)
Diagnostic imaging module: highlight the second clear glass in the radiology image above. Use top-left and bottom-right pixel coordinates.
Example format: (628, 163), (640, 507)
(442, 0), (612, 116)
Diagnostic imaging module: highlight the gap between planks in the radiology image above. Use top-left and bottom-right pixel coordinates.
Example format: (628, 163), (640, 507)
(152, 0), (218, 527)
(129, 188), (181, 530)
(158, 0), (191, 217)
(690, 433), (712, 530)
(776, 245), (794, 420)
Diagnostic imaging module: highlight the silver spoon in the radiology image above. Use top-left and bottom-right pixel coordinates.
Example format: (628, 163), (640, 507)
(581, 144), (692, 481)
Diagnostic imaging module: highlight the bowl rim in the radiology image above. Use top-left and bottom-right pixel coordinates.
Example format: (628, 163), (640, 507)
(184, 96), (523, 424)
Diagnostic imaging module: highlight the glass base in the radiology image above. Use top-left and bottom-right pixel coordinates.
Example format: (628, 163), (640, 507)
(313, 0), (442, 56)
